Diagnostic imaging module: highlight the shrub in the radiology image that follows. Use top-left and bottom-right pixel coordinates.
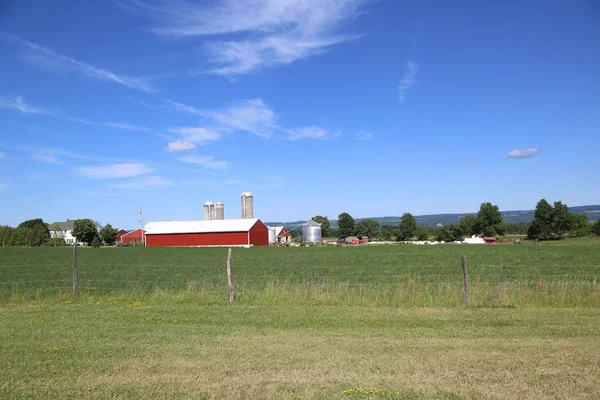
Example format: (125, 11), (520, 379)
(91, 236), (101, 248)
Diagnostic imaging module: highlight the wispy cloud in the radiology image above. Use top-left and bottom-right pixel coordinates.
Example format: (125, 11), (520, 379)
(507, 148), (540, 159)
(129, 97), (163, 111)
(178, 155), (230, 170)
(111, 176), (175, 190)
(167, 127), (222, 145)
(0, 96), (50, 115)
(121, 0), (366, 76)
(33, 152), (62, 164)
(168, 98), (277, 138)
(355, 131), (373, 140)
(398, 61), (420, 103)
(1, 32), (154, 92)
(0, 95), (150, 131)
(165, 98), (278, 146)
(74, 163), (154, 179)
(165, 141), (196, 152)
(285, 126), (341, 140)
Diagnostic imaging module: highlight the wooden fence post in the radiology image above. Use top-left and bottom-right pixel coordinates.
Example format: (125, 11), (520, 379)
(461, 255), (468, 304)
(227, 248), (236, 303)
(73, 243), (78, 297)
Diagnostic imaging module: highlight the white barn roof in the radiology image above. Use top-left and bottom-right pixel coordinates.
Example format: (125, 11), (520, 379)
(145, 218), (261, 235)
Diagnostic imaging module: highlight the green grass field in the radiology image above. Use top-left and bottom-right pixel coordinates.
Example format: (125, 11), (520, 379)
(1, 240), (599, 398)
(1, 239), (599, 306)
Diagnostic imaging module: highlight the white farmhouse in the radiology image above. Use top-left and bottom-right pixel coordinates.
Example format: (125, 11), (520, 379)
(49, 219), (103, 245)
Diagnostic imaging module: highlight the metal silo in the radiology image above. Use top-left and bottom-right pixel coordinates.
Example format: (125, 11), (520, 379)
(215, 201), (224, 220)
(203, 201), (214, 221)
(241, 192), (254, 219)
(268, 227), (277, 244)
(303, 220), (322, 244)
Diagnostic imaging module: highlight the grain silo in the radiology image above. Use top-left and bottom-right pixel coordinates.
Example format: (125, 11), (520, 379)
(303, 220), (322, 244)
(203, 201), (214, 221)
(241, 192), (254, 219)
(215, 201), (224, 220)
(268, 226), (277, 244)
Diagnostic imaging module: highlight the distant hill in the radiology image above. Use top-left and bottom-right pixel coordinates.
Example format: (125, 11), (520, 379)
(265, 205), (600, 229)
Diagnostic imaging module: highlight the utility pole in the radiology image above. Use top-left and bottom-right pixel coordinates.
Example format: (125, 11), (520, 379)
(138, 202), (145, 246)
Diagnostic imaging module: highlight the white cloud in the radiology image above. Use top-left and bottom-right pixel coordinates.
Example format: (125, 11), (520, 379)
(205, 99), (277, 138)
(111, 176), (174, 190)
(507, 148), (541, 159)
(33, 152), (62, 164)
(178, 155), (231, 170)
(0, 96), (49, 115)
(168, 98), (277, 138)
(74, 163), (154, 179)
(168, 127), (222, 145)
(122, 0), (366, 76)
(165, 141), (196, 152)
(285, 126), (340, 140)
(1, 33), (154, 92)
(398, 61), (420, 103)
(355, 131), (373, 140)
(0, 95), (150, 131)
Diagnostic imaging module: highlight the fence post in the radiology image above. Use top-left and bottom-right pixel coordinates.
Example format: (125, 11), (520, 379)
(73, 243), (78, 297)
(461, 255), (468, 304)
(227, 248), (236, 303)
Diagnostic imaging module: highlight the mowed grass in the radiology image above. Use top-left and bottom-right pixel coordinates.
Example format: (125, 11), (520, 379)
(0, 301), (599, 399)
(1, 238), (599, 306)
(1, 240), (599, 398)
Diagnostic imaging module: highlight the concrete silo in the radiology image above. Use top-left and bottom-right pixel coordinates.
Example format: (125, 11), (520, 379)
(203, 201), (214, 221)
(303, 220), (322, 244)
(215, 201), (224, 220)
(241, 192), (254, 219)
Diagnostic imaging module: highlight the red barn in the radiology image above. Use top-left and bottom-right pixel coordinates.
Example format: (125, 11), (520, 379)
(116, 229), (128, 243)
(121, 229), (144, 244)
(144, 218), (269, 247)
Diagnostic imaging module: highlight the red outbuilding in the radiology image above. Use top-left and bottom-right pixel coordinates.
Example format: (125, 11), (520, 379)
(483, 237), (498, 244)
(121, 229), (144, 244)
(144, 218), (269, 247)
(116, 229), (128, 243)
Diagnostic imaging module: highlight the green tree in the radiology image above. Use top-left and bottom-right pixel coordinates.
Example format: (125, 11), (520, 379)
(355, 219), (380, 239)
(552, 201), (572, 239)
(528, 199), (554, 240)
(433, 225), (453, 242)
(457, 215), (478, 237)
(100, 224), (118, 246)
(312, 216), (331, 238)
(568, 213), (591, 238)
(397, 213), (417, 241)
(476, 202), (505, 237)
(91, 236), (101, 248)
(415, 225), (429, 241)
(0, 225), (15, 247)
(13, 219), (50, 246)
(73, 219), (98, 245)
(591, 220), (600, 236)
(380, 225), (396, 241)
(337, 212), (355, 238)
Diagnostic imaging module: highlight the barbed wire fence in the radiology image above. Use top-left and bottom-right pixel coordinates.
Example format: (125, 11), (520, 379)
(0, 246), (599, 305)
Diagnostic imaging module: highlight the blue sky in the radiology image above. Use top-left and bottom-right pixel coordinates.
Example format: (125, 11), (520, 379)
(1, 0), (599, 228)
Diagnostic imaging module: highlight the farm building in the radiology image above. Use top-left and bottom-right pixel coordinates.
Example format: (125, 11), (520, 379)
(116, 229), (128, 243)
(120, 229), (144, 244)
(143, 218), (269, 247)
(267, 226), (291, 245)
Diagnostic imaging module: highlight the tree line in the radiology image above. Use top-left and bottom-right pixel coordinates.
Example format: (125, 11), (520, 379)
(0, 218), (120, 247)
(295, 200), (599, 242)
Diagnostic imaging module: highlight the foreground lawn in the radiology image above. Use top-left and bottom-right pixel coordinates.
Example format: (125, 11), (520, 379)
(1, 300), (598, 399)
